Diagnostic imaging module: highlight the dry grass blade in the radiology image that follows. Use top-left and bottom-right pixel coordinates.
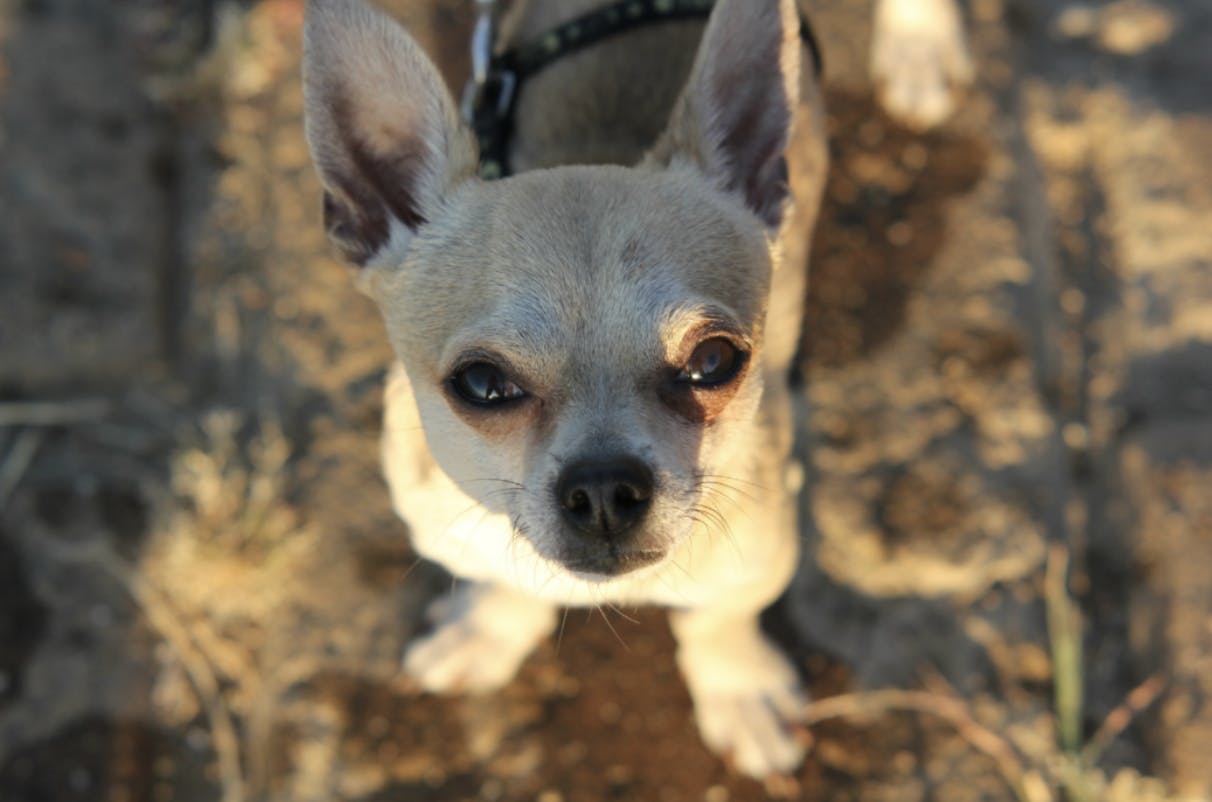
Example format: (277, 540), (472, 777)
(1082, 672), (1167, 767)
(0, 428), (45, 507)
(0, 399), (111, 427)
(803, 689), (1049, 802)
(44, 540), (246, 802)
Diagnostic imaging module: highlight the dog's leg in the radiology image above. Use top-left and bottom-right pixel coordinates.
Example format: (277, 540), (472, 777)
(664, 344), (807, 777)
(871, 0), (973, 130)
(404, 581), (556, 693)
(671, 605), (807, 777)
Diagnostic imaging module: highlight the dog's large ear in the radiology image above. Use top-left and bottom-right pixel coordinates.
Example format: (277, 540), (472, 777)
(650, 0), (801, 228)
(302, 0), (477, 267)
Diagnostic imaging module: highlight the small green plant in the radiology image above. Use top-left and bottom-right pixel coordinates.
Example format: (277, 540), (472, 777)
(1044, 545), (1170, 802)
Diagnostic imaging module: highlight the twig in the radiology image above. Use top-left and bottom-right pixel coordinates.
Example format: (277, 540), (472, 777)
(0, 399), (111, 427)
(804, 689), (1047, 802)
(44, 540), (246, 802)
(0, 428), (44, 507)
(1081, 671), (1166, 767)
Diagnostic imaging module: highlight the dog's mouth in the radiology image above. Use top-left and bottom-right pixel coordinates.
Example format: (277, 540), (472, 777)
(560, 547), (666, 581)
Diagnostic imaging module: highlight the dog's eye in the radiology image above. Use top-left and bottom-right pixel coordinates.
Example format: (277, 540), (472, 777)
(677, 338), (743, 386)
(450, 362), (527, 406)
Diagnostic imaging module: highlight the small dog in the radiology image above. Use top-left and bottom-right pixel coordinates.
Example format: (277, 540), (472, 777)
(302, 0), (964, 779)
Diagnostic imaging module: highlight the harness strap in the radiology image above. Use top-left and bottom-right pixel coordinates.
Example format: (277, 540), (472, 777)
(471, 0), (824, 180)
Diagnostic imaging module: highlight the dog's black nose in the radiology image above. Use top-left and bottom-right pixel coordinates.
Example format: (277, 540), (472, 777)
(556, 457), (654, 538)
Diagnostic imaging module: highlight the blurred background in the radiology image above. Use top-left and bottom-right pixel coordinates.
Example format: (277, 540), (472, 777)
(1, 0), (1210, 800)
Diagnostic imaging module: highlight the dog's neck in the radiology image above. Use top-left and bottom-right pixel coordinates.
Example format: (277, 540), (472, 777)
(497, 0), (707, 172)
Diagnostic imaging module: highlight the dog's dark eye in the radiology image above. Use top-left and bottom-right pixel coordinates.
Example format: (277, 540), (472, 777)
(677, 338), (743, 386)
(451, 362), (527, 406)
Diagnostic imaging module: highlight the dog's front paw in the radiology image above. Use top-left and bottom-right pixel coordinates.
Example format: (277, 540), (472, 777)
(693, 678), (809, 779)
(871, 0), (973, 130)
(675, 623), (809, 778)
(402, 583), (555, 693)
(402, 618), (530, 693)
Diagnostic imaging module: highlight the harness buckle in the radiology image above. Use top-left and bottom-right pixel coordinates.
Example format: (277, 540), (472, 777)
(467, 66), (517, 179)
(489, 69), (517, 117)
(461, 0), (502, 124)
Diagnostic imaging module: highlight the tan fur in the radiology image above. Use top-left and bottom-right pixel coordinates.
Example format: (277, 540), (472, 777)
(303, 0), (828, 778)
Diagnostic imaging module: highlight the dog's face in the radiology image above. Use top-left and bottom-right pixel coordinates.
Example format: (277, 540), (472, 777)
(303, 0), (801, 579)
(375, 167), (773, 578)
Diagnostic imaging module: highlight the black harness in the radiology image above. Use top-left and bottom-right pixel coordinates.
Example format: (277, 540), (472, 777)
(468, 0), (824, 180)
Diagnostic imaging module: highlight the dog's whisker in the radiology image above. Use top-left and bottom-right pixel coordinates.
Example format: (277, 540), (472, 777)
(714, 515), (741, 557)
(501, 517), (560, 595)
(450, 506), (494, 574)
(653, 565), (690, 603)
(690, 499), (743, 563)
(713, 499), (743, 539)
(696, 474), (755, 494)
(455, 477), (528, 493)
(697, 470), (768, 495)
(696, 472), (762, 503)
(502, 514), (524, 562)
(603, 601), (639, 626)
(382, 423), (426, 434)
(697, 480), (757, 511)
(697, 486), (747, 511)
(436, 499), (493, 545)
(534, 556), (556, 593)
(483, 487), (524, 504)
(698, 484), (752, 526)
(555, 607), (570, 654)
(665, 554), (696, 589)
(386, 555), (428, 590)
(687, 511), (717, 545)
(595, 604), (631, 652)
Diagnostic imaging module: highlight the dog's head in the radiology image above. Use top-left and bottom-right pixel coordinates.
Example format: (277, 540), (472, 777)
(303, 0), (802, 581)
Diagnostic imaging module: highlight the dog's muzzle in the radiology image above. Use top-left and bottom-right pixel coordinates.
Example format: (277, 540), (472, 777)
(552, 456), (666, 577)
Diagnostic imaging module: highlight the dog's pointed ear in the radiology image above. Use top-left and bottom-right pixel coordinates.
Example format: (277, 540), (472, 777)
(650, 0), (801, 228)
(303, 0), (478, 267)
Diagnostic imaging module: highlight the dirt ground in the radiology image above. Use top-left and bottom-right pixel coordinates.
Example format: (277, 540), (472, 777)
(1, 0), (1210, 800)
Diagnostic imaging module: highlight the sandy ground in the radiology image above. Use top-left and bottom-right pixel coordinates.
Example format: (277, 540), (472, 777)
(1, 0), (1210, 800)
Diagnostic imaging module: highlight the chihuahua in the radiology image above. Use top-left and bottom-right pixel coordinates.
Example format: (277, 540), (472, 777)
(302, 0), (828, 778)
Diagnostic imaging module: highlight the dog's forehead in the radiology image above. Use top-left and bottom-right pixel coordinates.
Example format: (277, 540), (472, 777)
(486, 170), (764, 332)
(489, 166), (767, 287)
